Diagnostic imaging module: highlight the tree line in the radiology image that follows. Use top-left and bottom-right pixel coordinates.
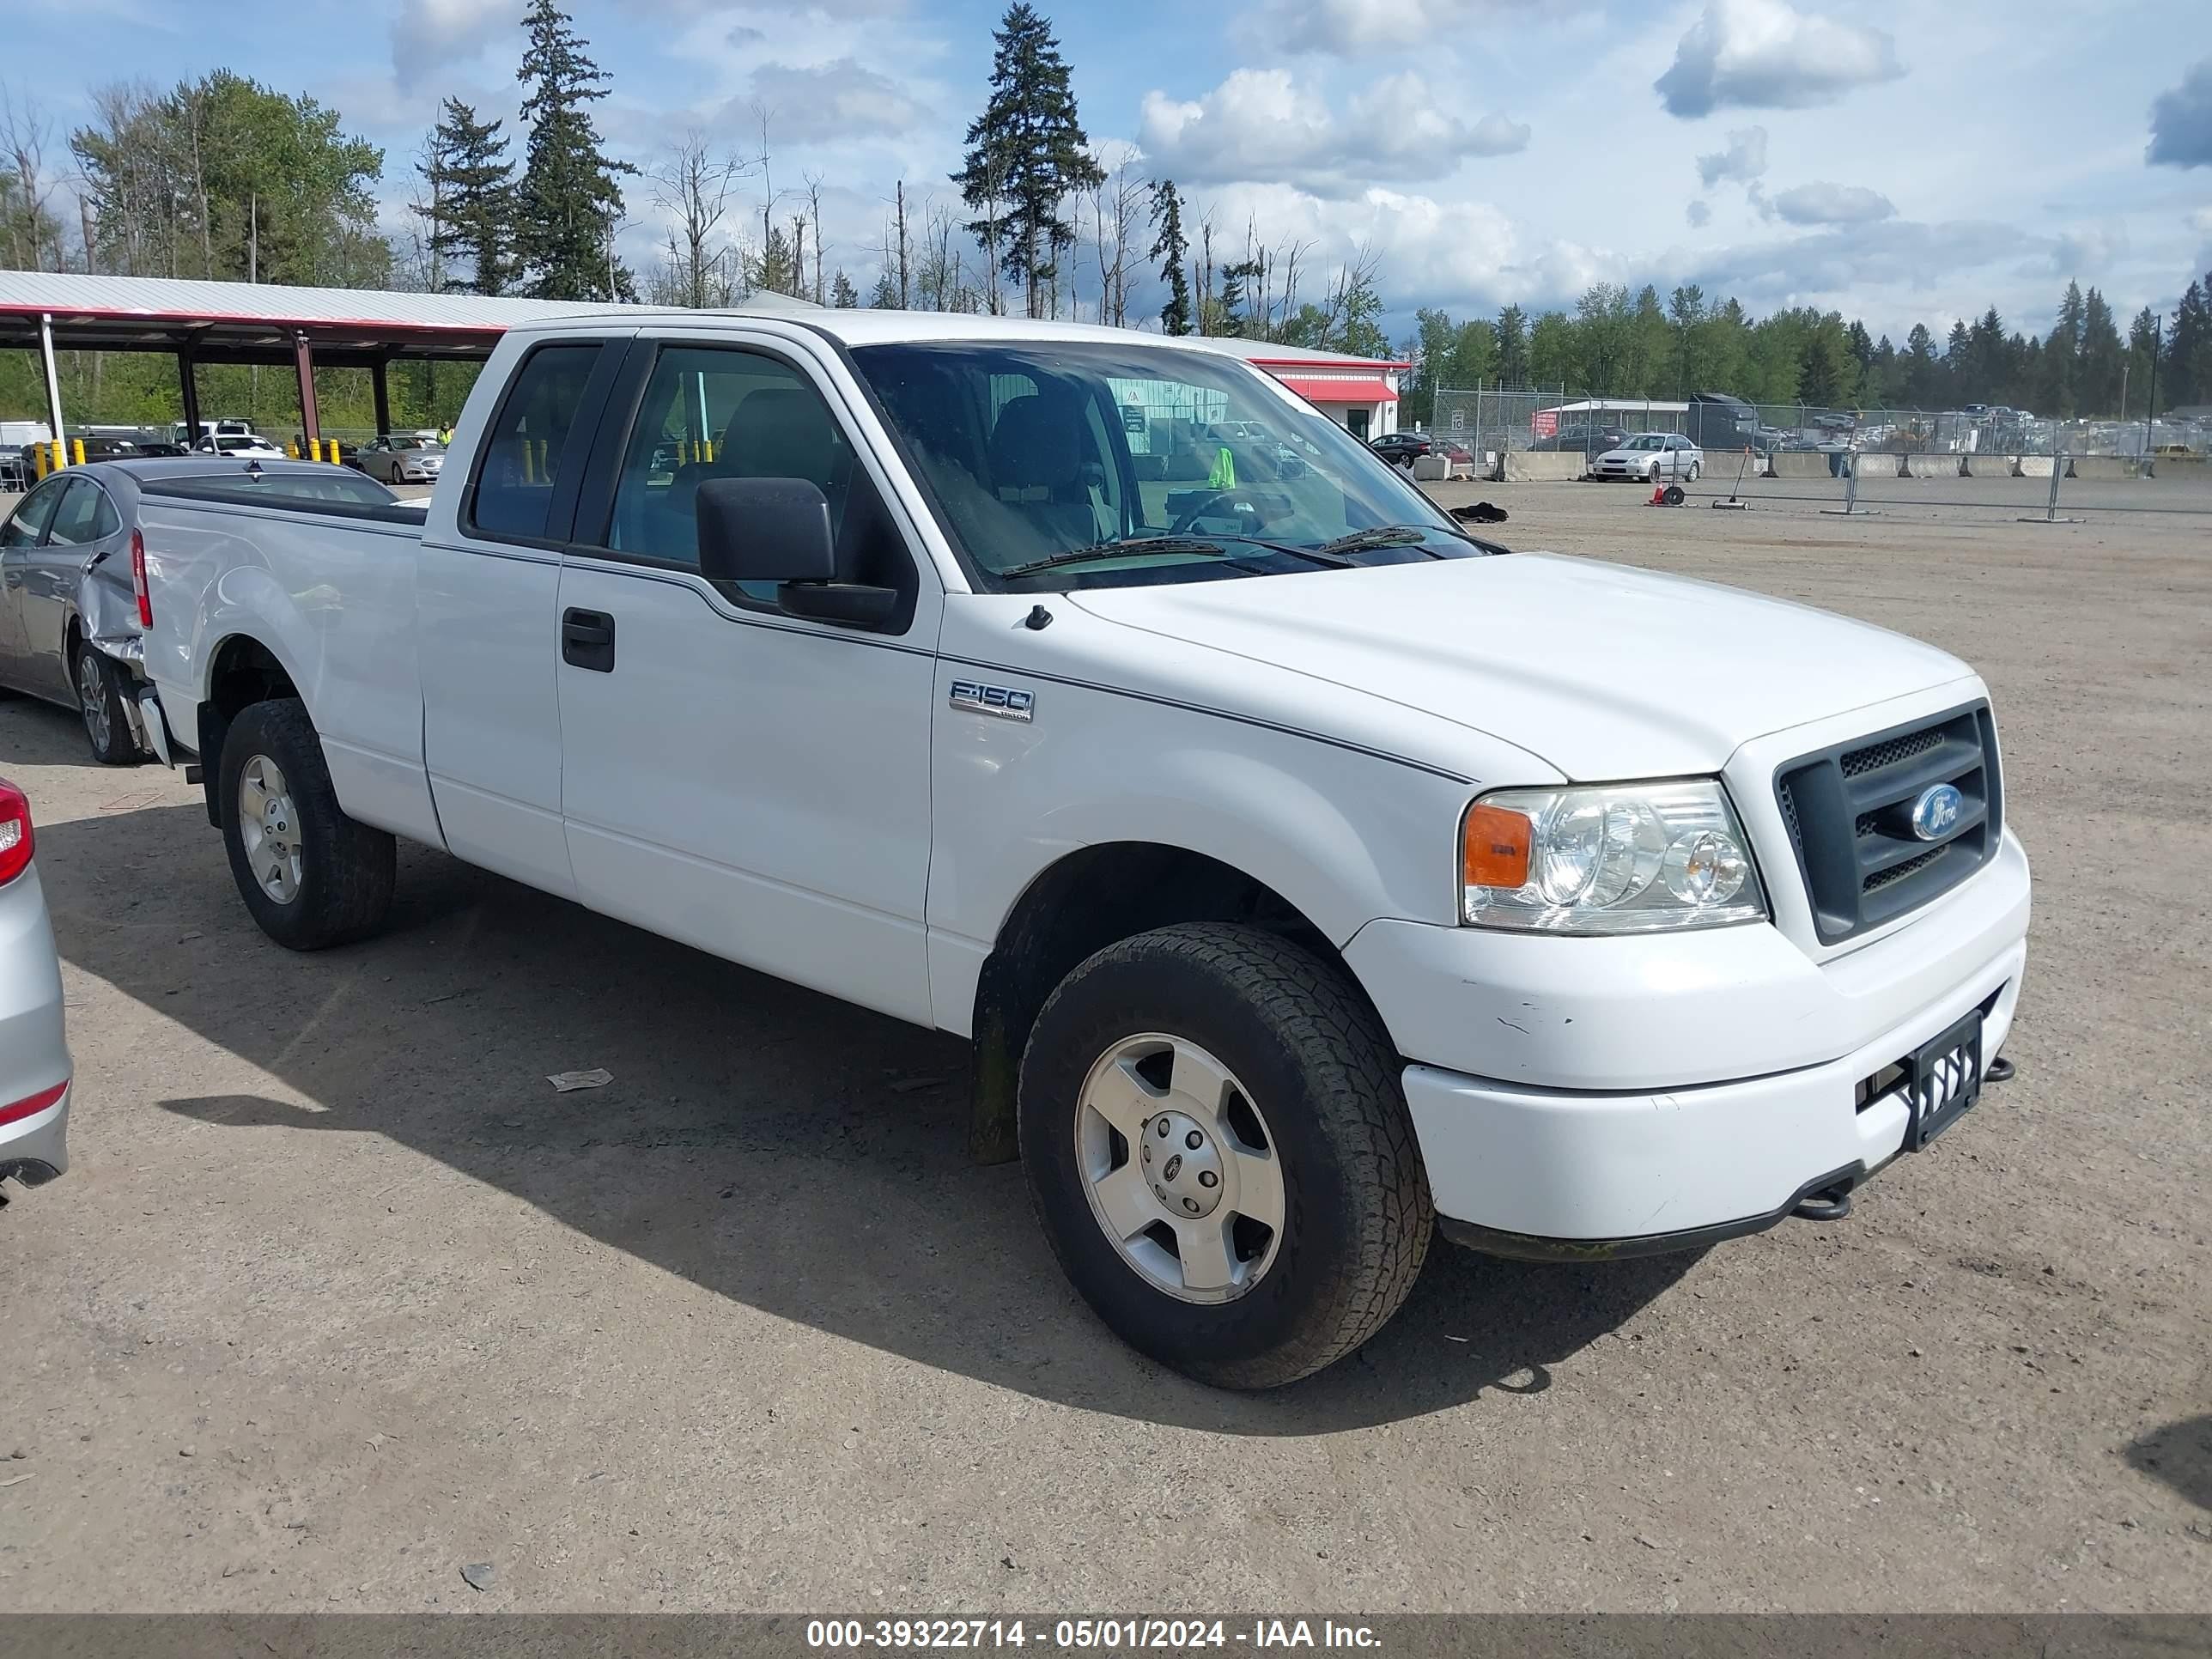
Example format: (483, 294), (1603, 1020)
(1399, 276), (2212, 427)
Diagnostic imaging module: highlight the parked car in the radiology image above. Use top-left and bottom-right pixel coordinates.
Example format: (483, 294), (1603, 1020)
(0, 459), (402, 763)
(1367, 431), (1433, 465)
(354, 435), (448, 485)
(0, 775), (71, 1202)
(70, 434), (143, 463)
(1589, 432), (1704, 482)
(1530, 423), (1628, 455)
(127, 308), (2028, 1390)
(191, 433), (286, 458)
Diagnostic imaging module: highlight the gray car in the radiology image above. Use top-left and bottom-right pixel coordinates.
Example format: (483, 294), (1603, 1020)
(0, 459), (403, 763)
(354, 434), (447, 484)
(0, 775), (70, 1200)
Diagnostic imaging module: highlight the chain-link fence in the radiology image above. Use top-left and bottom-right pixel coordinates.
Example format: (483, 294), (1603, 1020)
(1428, 386), (2210, 465)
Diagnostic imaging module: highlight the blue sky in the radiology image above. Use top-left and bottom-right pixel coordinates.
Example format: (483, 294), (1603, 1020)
(12, 0), (2212, 343)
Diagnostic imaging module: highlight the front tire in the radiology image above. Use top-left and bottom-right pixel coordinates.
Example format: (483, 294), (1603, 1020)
(1686, 460), (1701, 483)
(1019, 922), (1432, 1389)
(219, 698), (395, 951)
(75, 645), (141, 766)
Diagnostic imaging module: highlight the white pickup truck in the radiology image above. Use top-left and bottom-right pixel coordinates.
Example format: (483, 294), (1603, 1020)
(133, 309), (2030, 1388)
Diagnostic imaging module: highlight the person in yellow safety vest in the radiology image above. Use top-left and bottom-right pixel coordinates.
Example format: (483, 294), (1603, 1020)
(1206, 443), (1237, 490)
(438, 425), (454, 447)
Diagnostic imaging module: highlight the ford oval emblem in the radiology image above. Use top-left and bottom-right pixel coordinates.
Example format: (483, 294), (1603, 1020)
(1910, 782), (1964, 841)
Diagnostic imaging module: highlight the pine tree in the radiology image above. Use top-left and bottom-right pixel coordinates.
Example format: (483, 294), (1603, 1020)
(1493, 303), (1529, 385)
(869, 269), (899, 308)
(954, 4), (1103, 319)
(1147, 179), (1191, 334)
(755, 223), (798, 295)
(831, 269), (859, 307)
(514, 0), (633, 301)
(2078, 288), (2123, 416)
(421, 98), (516, 295)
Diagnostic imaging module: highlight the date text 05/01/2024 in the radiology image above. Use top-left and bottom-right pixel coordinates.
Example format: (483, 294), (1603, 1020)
(804, 1619), (1382, 1650)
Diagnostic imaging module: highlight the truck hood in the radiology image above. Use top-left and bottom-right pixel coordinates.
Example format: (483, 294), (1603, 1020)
(1066, 552), (1975, 781)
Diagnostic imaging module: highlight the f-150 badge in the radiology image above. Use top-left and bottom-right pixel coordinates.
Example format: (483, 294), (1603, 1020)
(949, 679), (1035, 722)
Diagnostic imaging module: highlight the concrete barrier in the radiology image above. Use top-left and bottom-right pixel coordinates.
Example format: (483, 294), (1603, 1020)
(2065, 455), (2138, 480)
(1494, 450), (1589, 482)
(1411, 455), (1449, 481)
(1769, 452), (1837, 480)
(1963, 453), (2016, 477)
(1908, 452), (1964, 479)
(2016, 454), (2056, 478)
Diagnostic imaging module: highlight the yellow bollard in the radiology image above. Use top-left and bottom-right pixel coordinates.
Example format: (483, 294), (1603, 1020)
(29, 443), (45, 479)
(71, 438), (87, 466)
(288, 440), (301, 459)
(52, 440), (65, 472)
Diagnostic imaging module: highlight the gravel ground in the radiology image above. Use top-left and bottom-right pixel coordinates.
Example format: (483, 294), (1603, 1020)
(0, 472), (2206, 1613)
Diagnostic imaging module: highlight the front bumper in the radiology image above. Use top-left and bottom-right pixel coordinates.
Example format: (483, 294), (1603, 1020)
(1351, 830), (2030, 1249)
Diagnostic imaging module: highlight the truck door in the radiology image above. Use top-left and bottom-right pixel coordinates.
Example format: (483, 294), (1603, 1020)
(416, 337), (628, 899)
(550, 333), (940, 1027)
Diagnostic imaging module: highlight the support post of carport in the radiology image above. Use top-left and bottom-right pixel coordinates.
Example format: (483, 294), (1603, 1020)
(178, 347), (202, 445)
(293, 330), (321, 457)
(38, 313), (66, 463)
(370, 357), (392, 438)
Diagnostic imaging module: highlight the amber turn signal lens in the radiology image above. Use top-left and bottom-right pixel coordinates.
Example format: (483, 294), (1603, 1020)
(1462, 802), (1532, 889)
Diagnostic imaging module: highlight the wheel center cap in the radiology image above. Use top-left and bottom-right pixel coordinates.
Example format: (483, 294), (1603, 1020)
(1139, 1109), (1225, 1218)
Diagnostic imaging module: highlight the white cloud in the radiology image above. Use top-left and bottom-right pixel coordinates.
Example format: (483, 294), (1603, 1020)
(1771, 182), (1895, 226)
(2148, 58), (2212, 168)
(391, 0), (517, 90)
(1234, 0), (1586, 58)
(1656, 0), (1903, 118)
(2051, 224), (2126, 276)
(1694, 125), (1767, 187)
(738, 58), (931, 143)
(1689, 219), (2033, 303)
(1139, 69), (1527, 198)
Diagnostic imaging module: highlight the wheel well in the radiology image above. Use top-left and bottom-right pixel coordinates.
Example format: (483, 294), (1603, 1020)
(964, 842), (1368, 1164)
(196, 636), (301, 825)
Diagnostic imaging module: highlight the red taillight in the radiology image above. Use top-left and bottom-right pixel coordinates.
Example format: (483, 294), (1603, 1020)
(0, 780), (31, 886)
(131, 527), (153, 628)
(0, 1080), (67, 1129)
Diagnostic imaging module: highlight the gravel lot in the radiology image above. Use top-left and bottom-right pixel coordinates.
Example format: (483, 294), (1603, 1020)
(1, 471), (2206, 1613)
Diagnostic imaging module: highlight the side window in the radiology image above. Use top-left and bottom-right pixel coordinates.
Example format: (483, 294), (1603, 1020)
(601, 344), (908, 613)
(44, 478), (106, 547)
(90, 486), (123, 539)
(1, 477), (67, 548)
(470, 343), (603, 542)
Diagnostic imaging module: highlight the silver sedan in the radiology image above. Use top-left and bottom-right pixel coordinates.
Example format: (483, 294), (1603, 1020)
(0, 775), (70, 1200)
(0, 458), (402, 763)
(354, 435), (447, 485)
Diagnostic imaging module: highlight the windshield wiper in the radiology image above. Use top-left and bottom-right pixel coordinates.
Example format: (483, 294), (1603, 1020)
(996, 533), (1351, 581)
(1313, 525), (1466, 558)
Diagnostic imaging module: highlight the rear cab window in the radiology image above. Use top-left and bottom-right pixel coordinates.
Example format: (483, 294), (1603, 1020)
(467, 342), (609, 544)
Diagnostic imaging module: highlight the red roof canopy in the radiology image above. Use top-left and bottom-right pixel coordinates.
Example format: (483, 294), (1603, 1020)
(1277, 375), (1398, 404)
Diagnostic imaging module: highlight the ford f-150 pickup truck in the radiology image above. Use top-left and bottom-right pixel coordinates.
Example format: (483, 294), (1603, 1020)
(131, 309), (2030, 1388)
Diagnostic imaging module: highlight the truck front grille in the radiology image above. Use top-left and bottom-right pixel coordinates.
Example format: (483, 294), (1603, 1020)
(1774, 702), (2002, 945)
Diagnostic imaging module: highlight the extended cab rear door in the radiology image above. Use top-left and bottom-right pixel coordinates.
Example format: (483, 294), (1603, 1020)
(547, 325), (942, 1027)
(417, 331), (634, 898)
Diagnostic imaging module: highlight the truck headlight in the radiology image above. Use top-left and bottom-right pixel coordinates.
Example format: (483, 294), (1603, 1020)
(1461, 780), (1767, 933)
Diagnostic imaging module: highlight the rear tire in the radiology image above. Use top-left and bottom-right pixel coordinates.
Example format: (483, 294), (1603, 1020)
(1018, 922), (1432, 1389)
(219, 698), (395, 951)
(1686, 460), (1701, 483)
(75, 645), (142, 766)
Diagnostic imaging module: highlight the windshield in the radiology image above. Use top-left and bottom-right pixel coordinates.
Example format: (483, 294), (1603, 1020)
(849, 340), (1491, 592)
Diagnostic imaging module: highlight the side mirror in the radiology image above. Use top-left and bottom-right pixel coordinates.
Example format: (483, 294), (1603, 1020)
(695, 477), (836, 586)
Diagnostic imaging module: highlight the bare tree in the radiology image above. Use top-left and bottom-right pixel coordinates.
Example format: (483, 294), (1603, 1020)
(1, 86), (64, 271)
(804, 171), (826, 305)
(1089, 155), (1144, 329)
(650, 128), (750, 308)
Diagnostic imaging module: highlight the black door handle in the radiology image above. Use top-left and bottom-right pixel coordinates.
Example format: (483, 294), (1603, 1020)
(562, 607), (615, 672)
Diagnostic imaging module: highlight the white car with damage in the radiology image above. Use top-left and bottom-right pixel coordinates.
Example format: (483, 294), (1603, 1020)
(126, 309), (2030, 1388)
